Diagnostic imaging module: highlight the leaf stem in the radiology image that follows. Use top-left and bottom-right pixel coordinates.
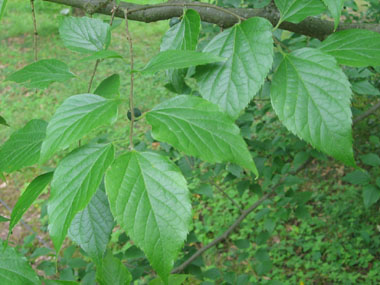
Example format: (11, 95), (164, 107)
(87, 59), (100, 93)
(30, 0), (38, 61)
(124, 9), (135, 150)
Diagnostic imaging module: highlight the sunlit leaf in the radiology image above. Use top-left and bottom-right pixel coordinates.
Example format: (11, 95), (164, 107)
(0, 119), (47, 173)
(48, 143), (114, 252)
(147, 95), (258, 176)
(7, 59), (75, 89)
(40, 94), (119, 163)
(319, 29), (380, 67)
(271, 48), (355, 166)
(196, 17), (273, 118)
(9, 172), (53, 234)
(274, 0), (326, 24)
(59, 16), (111, 53)
(105, 151), (191, 282)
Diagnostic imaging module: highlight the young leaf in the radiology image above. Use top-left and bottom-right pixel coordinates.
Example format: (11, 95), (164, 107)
(96, 251), (132, 285)
(352, 80), (380, 96)
(48, 143), (114, 252)
(141, 50), (225, 74)
(0, 119), (47, 173)
(160, 9), (200, 51)
(0, 115), (9, 126)
(9, 172), (53, 234)
(146, 96), (258, 177)
(94, 74), (120, 98)
(80, 50), (123, 62)
(59, 16), (111, 53)
(0, 242), (40, 284)
(322, 0), (344, 30)
(274, 0), (326, 24)
(196, 17), (273, 118)
(68, 185), (114, 264)
(360, 153), (380, 167)
(362, 185), (380, 208)
(0, 0), (7, 20)
(270, 48), (355, 166)
(105, 151), (191, 282)
(319, 29), (380, 67)
(6, 59), (75, 89)
(40, 94), (119, 163)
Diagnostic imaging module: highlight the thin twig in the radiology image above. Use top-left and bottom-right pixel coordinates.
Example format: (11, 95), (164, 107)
(87, 59), (100, 93)
(353, 100), (380, 124)
(30, 0), (38, 61)
(126, 2), (245, 22)
(213, 182), (243, 213)
(110, 4), (119, 26)
(124, 9), (135, 149)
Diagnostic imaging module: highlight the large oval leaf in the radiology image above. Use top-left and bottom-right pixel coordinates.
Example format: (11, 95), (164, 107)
(40, 94), (119, 163)
(48, 143), (114, 252)
(9, 172), (53, 234)
(68, 184), (114, 264)
(105, 151), (191, 282)
(0, 242), (40, 284)
(59, 16), (111, 53)
(146, 95), (258, 177)
(6, 59), (75, 89)
(270, 48), (354, 166)
(319, 29), (380, 67)
(274, 0), (326, 24)
(0, 119), (47, 173)
(196, 17), (273, 118)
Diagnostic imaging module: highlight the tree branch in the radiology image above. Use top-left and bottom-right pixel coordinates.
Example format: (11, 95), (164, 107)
(43, 0), (380, 40)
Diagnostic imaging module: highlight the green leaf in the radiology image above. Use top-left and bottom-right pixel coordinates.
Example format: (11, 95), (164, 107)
(94, 74), (120, 98)
(352, 80), (380, 96)
(0, 0), (7, 19)
(141, 50), (225, 74)
(96, 251), (132, 285)
(319, 29), (380, 67)
(0, 115), (9, 127)
(322, 0), (344, 30)
(105, 151), (191, 281)
(360, 153), (380, 167)
(270, 48), (355, 166)
(362, 185), (380, 208)
(59, 16), (111, 53)
(149, 274), (189, 285)
(146, 96), (258, 176)
(6, 59), (75, 89)
(48, 143), (114, 252)
(274, 0), (326, 24)
(0, 215), (9, 222)
(0, 119), (47, 173)
(0, 242), (40, 284)
(342, 170), (370, 185)
(40, 94), (119, 163)
(161, 9), (200, 51)
(160, 9), (201, 94)
(80, 50), (123, 62)
(68, 185), (114, 264)
(9, 172), (53, 234)
(196, 17), (273, 118)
